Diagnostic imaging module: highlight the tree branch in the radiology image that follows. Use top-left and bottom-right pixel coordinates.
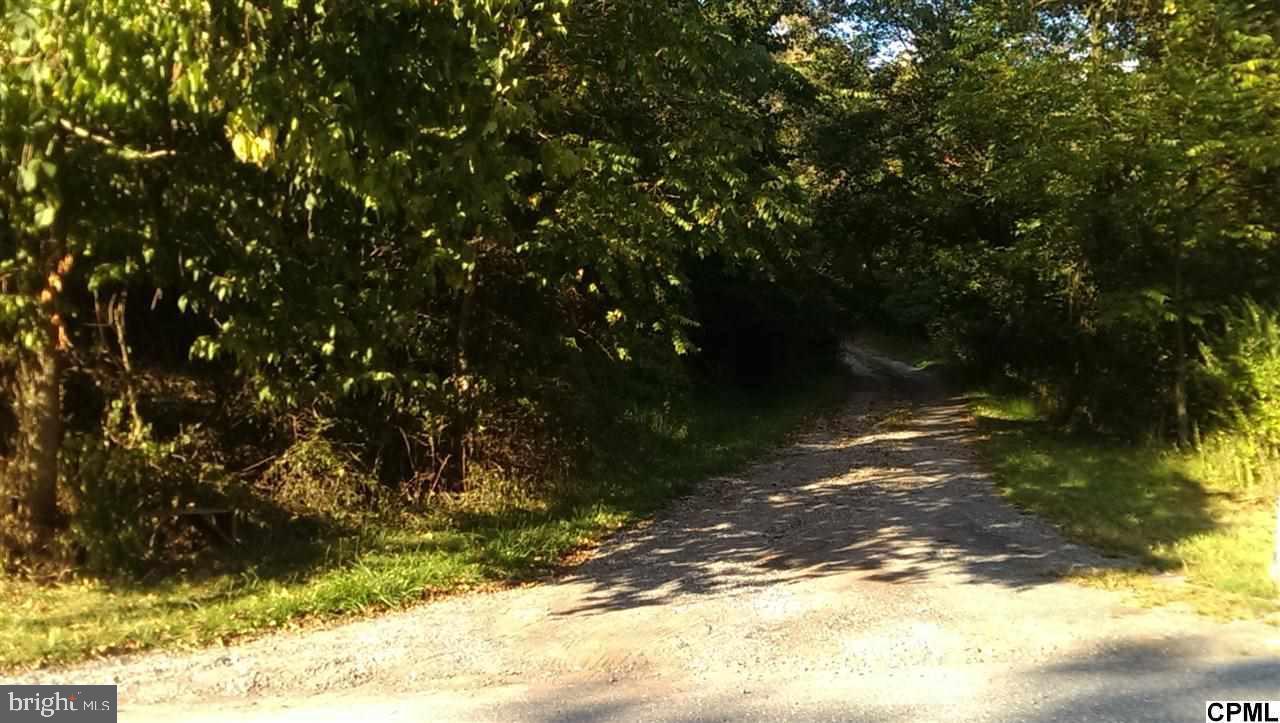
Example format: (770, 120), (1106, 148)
(57, 119), (176, 161)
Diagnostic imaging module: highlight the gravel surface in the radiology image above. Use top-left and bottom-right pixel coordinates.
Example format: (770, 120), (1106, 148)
(12, 345), (1280, 721)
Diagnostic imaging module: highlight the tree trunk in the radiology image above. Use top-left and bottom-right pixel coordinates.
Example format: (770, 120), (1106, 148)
(448, 258), (479, 488)
(1173, 235), (1191, 448)
(1174, 314), (1191, 448)
(1272, 495), (1280, 584)
(3, 141), (69, 560)
(5, 330), (63, 558)
(1087, 4), (1107, 67)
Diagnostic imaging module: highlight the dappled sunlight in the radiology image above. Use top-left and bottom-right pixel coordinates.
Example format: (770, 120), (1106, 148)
(551, 390), (1121, 618)
(15, 361), (1276, 717)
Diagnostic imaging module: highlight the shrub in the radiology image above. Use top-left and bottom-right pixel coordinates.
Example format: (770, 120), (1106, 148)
(61, 422), (231, 576)
(258, 421), (385, 522)
(1199, 301), (1280, 490)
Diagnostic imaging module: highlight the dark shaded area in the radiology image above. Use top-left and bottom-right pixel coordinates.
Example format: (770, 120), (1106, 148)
(76, 354), (854, 596)
(686, 253), (842, 389)
(0, 391), (13, 458)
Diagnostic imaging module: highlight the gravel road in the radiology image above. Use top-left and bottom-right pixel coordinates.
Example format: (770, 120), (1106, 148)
(13, 345), (1280, 721)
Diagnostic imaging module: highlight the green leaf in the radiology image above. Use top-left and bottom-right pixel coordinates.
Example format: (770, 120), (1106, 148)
(20, 165), (38, 192)
(34, 205), (56, 228)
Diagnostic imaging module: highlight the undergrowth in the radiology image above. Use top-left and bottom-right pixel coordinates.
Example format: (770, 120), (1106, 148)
(1, 366), (850, 671)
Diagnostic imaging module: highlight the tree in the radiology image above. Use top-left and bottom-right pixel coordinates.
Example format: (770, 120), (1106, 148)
(1, 0), (828, 563)
(846, 0), (1280, 438)
(1, 0), (225, 560)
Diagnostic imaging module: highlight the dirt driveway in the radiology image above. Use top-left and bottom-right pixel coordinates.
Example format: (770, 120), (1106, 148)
(15, 347), (1280, 721)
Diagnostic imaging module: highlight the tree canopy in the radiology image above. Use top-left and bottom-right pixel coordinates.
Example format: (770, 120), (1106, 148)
(2, 0), (1278, 571)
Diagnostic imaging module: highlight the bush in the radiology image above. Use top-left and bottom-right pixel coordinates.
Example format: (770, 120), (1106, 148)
(61, 426), (231, 576)
(258, 421), (385, 522)
(1199, 301), (1280, 490)
(1202, 302), (1280, 441)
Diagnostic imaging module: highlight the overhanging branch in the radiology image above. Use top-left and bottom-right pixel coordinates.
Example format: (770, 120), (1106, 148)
(58, 119), (176, 161)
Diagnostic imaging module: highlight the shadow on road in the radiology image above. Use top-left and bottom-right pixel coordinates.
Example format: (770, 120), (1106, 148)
(504, 635), (1280, 722)
(553, 381), (1138, 618)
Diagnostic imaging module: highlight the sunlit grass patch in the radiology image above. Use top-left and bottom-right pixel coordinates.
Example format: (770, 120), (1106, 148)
(971, 392), (1280, 622)
(1071, 568), (1280, 623)
(970, 393), (1041, 423)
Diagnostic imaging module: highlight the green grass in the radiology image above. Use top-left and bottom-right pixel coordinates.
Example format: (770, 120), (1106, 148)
(971, 392), (1280, 622)
(2, 370), (851, 672)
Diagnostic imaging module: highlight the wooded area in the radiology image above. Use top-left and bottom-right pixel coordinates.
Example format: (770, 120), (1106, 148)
(2, 0), (1278, 579)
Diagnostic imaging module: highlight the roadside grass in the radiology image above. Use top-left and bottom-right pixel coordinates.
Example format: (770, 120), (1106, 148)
(2, 369), (851, 672)
(971, 392), (1280, 622)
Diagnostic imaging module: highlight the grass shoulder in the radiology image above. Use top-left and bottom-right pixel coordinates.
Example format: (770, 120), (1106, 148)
(2, 368), (851, 672)
(970, 392), (1280, 622)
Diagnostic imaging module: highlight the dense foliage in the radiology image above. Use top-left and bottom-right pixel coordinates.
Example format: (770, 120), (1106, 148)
(852, 0), (1280, 443)
(0, 0), (848, 569)
(1, 0), (1277, 574)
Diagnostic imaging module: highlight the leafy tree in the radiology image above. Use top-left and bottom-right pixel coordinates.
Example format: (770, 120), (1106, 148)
(852, 0), (1280, 437)
(1, 0), (230, 559)
(0, 0), (832, 564)
(7, 0), (1275, 580)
